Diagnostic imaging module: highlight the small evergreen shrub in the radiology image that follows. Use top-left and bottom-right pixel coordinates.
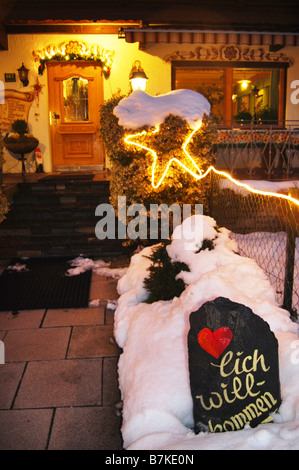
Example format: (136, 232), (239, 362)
(11, 119), (28, 135)
(143, 232), (218, 303)
(143, 241), (190, 303)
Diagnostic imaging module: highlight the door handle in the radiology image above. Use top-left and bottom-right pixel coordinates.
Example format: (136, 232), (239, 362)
(52, 112), (60, 126)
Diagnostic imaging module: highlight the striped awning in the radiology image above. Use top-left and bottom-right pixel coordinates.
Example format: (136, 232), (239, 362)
(122, 28), (299, 47)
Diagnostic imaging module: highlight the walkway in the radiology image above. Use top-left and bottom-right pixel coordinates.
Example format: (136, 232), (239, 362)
(0, 268), (123, 450)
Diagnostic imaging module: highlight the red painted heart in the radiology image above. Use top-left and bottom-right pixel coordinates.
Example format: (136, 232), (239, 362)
(197, 327), (233, 358)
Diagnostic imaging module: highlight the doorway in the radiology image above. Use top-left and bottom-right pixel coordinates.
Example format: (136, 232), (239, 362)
(47, 62), (105, 170)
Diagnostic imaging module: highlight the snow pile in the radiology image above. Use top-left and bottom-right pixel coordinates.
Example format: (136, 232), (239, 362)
(66, 256), (127, 279)
(114, 214), (299, 450)
(220, 178), (299, 197)
(6, 262), (28, 272)
(113, 89), (210, 130)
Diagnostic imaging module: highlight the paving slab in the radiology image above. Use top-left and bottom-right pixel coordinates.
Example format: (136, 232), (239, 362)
(43, 306), (105, 327)
(4, 327), (71, 362)
(0, 362), (26, 409)
(0, 310), (45, 330)
(67, 325), (121, 359)
(105, 305), (116, 325)
(89, 278), (119, 302)
(0, 409), (53, 450)
(13, 358), (102, 409)
(103, 357), (121, 406)
(48, 406), (123, 450)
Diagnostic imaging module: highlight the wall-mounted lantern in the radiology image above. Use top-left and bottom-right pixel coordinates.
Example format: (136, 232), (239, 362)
(129, 60), (148, 91)
(17, 63), (29, 87)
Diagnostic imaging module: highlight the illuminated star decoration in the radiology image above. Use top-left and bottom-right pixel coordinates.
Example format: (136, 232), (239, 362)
(125, 124), (299, 207)
(125, 121), (204, 189)
(120, 90), (299, 207)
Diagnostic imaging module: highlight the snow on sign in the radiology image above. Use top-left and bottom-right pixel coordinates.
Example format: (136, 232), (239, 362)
(188, 297), (281, 433)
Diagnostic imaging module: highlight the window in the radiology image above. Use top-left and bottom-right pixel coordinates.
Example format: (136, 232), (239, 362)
(173, 62), (286, 126)
(62, 76), (89, 122)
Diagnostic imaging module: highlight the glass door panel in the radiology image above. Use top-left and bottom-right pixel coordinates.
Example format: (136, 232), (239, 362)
(62, 76), (89, 122)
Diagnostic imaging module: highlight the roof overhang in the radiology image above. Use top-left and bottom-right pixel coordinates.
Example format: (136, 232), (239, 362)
(120, 27), (299, 50)
(1, 1), (299, 51)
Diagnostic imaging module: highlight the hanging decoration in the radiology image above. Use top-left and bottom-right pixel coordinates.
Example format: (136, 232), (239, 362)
(31, 76), (44, 107)
(33, 40), (114, 79)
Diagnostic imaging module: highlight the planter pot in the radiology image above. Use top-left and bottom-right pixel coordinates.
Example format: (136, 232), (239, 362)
(4, 139), (39, 174)
(4, 140), (39, 156)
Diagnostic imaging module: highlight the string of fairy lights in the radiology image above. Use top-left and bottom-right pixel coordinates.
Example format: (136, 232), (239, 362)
(124, 121), (299, 207)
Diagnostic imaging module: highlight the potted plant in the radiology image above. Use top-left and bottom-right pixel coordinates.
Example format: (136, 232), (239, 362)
(255, 106), (278, 125)
(233, 110), (253, 124)
(3, 120), (39, 174)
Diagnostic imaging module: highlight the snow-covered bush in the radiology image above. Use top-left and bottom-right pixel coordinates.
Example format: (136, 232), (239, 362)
(99, 90), (217, 244)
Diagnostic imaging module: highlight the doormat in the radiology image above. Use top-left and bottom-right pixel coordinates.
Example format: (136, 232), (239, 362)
(40, 173), (94, 181)
(0, 257), (92, 312)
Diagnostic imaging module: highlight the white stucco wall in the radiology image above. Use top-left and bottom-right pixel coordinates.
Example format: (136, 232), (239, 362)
(0, 33), (171, 173)
(0, 33), (299, 173)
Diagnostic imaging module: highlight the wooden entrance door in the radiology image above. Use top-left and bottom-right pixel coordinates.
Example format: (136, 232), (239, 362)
(47, 62), (105, 170)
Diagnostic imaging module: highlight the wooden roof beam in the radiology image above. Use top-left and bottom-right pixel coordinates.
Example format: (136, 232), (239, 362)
(0, 24), (8, 50)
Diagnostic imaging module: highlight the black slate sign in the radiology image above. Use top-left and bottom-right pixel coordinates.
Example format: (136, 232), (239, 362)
(188, 297), (281, 433)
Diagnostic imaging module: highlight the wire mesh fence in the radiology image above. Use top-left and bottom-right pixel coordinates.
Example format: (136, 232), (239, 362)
(209, 173), (299, 319)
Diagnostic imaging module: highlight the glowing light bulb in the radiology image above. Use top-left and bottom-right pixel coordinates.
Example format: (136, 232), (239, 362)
(131, 77), (147, 91)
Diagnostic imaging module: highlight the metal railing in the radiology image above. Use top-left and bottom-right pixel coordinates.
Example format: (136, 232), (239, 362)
(214, 121), (299, 179)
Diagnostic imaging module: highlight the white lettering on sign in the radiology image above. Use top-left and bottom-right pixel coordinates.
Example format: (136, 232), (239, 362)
(290, 80), (299, 104)
(0, 81), (4, 104)
(196, 349), (275, 432)
(0, 341), (4, 364)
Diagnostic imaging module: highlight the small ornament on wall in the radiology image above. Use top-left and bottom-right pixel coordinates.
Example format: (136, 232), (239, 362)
(31, 76), (44, 107)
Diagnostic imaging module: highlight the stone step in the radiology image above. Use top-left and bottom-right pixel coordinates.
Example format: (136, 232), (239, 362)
(12, 193), (109, 207)
(0, 232), (128, 258)
(0, 177), (129, 258)
(0, 220), (98, 236)
(5, 206), (98, 222)
(14, 178), (109, 195)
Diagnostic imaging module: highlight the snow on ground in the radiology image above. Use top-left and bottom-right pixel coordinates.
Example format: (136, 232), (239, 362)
(113, 89), (210, 130)
(66, 257), (127, 307)
(66, 256), (127, 279)
(232, 231), (299, 311)
(6, 262), (28, 272)
(220, 178), (299, 196)
(113, 214), (299, 450)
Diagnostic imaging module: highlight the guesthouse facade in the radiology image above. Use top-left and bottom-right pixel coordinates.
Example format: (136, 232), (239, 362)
(1, 0), (299, 175)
